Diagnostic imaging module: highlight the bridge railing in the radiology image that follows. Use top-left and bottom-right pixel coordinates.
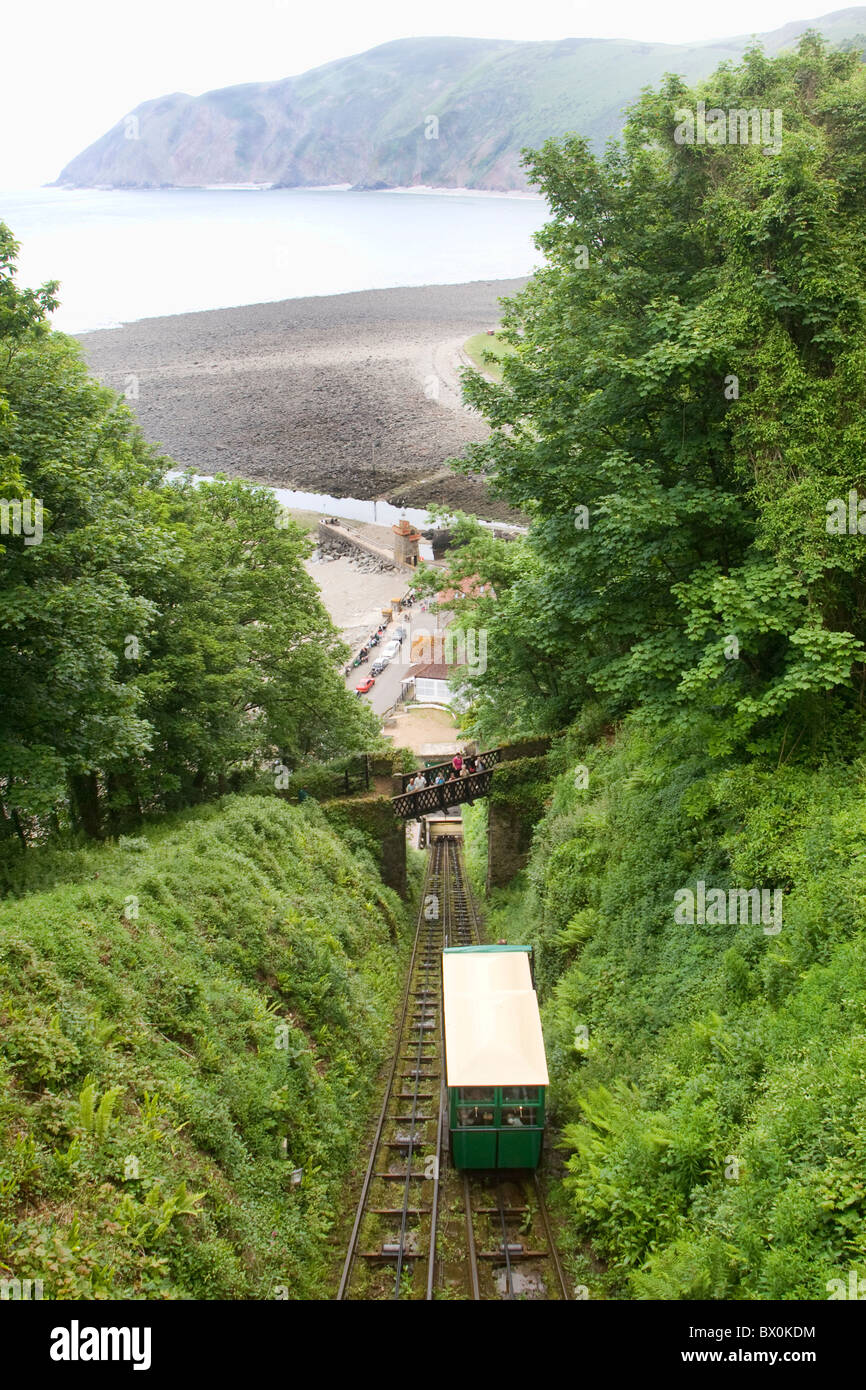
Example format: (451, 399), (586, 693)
(392, 769), (494, 820)
(399, 747), (500, 792)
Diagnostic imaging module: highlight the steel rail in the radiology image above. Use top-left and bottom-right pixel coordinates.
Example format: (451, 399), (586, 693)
(426, 1076), (445, 1301)
(496, 1181), (516, 1300)
(463, 1175), (481, 1301)
(532, 1173), (571, 1300)
(447, 836), (486, 1302)
(423, 836), (458, 1300)
(336, 840), (443, 1300)
(394, 875), (441, 1298)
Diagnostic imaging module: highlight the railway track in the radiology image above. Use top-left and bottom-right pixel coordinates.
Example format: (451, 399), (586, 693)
(460, 1173), (571, 1300)
(337, 832), (569, 1301)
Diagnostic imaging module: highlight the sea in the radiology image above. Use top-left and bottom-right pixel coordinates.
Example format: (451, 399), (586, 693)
(1, 186), (549, 335)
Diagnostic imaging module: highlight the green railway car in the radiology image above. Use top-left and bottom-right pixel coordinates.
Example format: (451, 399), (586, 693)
(442, 945), (549, 1170)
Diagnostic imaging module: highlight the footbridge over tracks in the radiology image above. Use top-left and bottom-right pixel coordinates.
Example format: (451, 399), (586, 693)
(391, 749), (501, 820)
(392, 739), (551, 893)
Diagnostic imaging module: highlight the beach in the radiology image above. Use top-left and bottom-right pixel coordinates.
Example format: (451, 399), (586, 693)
(76, 278), (527, 519)
(305, 549), (407, 651)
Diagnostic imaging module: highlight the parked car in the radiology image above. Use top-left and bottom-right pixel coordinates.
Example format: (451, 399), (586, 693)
(355, 677), (375, 694)
(394, 626), (407, 640)
(370, 658), (388, 675)
(381, 640), (401, 661)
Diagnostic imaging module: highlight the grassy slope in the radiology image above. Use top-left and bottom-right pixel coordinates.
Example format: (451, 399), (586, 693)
(463, 331), (514, 384)
(0, 796), (410, 1299)
(469, 724), (866, 1299)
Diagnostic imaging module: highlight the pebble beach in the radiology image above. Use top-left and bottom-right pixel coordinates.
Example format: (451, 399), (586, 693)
(77, 278), (527, 520)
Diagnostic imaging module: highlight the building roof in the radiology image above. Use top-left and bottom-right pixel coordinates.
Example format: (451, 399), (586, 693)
(436, 573), (496, 604)
(404, 662), (451, 681)
(442, 946), (549, 1088)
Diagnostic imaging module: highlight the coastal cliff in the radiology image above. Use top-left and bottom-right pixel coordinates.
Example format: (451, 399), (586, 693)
(55, 17), (866, 191)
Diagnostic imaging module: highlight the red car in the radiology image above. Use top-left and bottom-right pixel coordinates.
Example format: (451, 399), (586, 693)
(355, 677), (375, 694)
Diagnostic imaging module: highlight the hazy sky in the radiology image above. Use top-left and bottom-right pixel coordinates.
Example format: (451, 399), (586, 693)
(1, 0), (841, 186)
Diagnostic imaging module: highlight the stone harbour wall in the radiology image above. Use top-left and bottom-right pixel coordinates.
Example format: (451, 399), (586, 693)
(316, 520), (402, 574)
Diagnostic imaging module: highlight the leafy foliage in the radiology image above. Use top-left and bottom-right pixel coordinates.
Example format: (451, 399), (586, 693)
(0, 797), (409, 1298)
(478, 719), (866, 1298)
(0, 226), (377, 843)
(453, 40), (866, 1300)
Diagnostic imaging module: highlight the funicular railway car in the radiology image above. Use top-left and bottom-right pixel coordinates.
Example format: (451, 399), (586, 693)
(442, 945), (549, 1169)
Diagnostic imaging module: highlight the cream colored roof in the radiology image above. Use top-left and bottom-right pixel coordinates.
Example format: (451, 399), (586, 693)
(443, 949), (549, 1087)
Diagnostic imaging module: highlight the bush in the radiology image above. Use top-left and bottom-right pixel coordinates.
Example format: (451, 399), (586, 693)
(0, 796), (411, 1298)
(492, 719), (866, 1299)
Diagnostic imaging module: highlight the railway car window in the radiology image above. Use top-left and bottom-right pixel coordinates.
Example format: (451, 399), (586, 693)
(501, 1087), (539, 1104)
(457, 1087), (494, 1103)
(456, 1106), (495, 1127)
(501, 1107), (538, 1128)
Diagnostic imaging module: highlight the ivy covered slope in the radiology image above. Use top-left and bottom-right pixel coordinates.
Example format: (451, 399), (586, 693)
(0, 797), (408, 1298)
(482, 724), (866, 1299)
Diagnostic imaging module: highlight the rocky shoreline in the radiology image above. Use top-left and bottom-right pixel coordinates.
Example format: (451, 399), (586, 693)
(77, 279), (527, 522)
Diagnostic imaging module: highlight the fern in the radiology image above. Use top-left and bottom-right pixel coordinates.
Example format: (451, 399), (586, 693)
(77, 1076), (97, 1132)
(78, 1079), (122, 1141)
(94, 1087), (123, 1142)
(152, 1182), (204, 1238)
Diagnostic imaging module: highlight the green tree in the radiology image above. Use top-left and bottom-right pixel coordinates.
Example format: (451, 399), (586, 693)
(0, 239), (167, 836)
(0, 226), (376, 841)
(122, 476), (376, 814)
(454, 36), (866, 756)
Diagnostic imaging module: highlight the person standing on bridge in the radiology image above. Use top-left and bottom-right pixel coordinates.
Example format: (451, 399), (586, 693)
(459, 761), (475, 806)
(452, 752), (463, 774)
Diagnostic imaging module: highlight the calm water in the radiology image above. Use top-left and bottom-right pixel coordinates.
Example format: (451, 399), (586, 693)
(168, 473), (524, 556)
(1, 187), (548, 333)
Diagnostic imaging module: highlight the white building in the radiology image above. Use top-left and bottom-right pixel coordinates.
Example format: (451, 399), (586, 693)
(401, 661), (451, 705)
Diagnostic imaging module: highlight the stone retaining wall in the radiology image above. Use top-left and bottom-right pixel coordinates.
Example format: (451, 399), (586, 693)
(317, 520), (405, 573)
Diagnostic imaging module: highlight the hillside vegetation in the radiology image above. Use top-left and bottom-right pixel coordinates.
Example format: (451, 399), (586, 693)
(0, 796), (409, 1298)
(0, 220), (403, 1299)
(469, 726), (866, 1298)
(427, 36), (866, 1298)
(56, 15), (866, 190)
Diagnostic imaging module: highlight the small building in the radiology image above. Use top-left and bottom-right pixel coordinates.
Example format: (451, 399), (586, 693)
(436, 573), (495, 604)
(401, 660), (451, 705)
(392, 517), (421, 567)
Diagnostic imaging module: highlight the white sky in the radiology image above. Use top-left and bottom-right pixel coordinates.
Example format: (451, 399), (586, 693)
(1, 1), (842, 187)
